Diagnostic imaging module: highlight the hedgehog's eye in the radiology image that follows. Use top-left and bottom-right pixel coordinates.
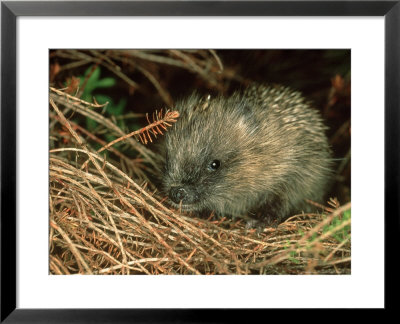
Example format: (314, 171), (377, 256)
(208, 160), (221, 171)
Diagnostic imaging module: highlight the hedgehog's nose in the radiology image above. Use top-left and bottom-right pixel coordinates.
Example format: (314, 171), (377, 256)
(169, 187), (188, 204)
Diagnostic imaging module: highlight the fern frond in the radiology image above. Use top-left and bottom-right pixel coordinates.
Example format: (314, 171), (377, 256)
(97, 109), (179, 154)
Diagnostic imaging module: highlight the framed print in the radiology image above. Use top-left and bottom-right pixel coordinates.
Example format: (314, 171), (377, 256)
(1, 0), (398, 321)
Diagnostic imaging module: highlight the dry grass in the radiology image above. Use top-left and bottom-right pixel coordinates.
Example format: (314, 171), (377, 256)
(49, 93), (350, 276)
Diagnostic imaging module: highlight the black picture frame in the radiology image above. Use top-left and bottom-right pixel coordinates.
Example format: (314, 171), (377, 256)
(1, 0), (398, 321)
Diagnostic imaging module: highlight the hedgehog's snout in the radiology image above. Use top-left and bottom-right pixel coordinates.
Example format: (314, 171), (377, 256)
(169, 186), (197, 205)
(169, 187), (187, 204)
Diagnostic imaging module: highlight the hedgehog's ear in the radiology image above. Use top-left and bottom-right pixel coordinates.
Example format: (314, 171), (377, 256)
(198, 94), (211, 112)
(191, 94), (211, 113)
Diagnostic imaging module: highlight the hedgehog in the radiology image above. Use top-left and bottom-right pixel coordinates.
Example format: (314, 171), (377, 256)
(161, 84), (333, 227)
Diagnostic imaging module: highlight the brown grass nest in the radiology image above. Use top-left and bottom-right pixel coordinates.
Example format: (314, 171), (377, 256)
(49, 50), (351, 275)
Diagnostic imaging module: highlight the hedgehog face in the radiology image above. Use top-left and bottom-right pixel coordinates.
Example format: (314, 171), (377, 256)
(162, 139), (231, 213)
(162, 141), (265, 217)
(164, 159), (221, 211)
